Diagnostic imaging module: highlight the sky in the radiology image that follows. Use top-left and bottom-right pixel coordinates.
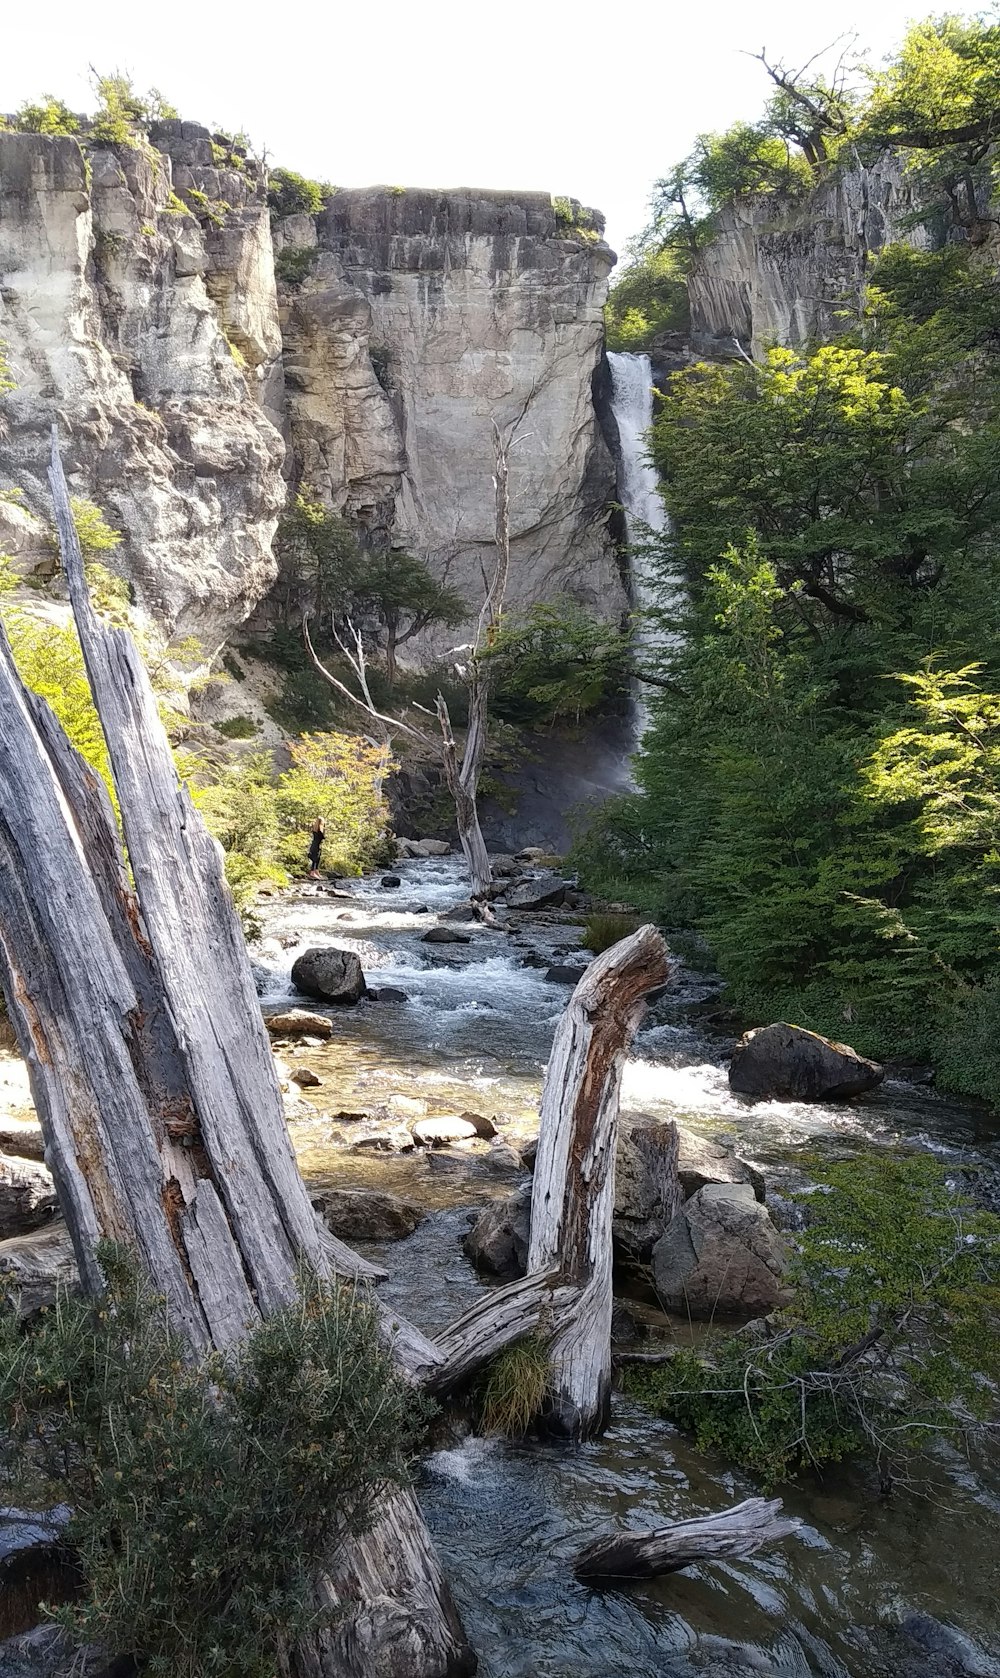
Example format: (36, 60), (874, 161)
(4, 0), (935, 261)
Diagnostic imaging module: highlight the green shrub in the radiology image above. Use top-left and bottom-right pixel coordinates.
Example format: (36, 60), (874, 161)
(0, 1246), (429, 1677)
(479, 1337), (551, 1435)
(582, 911), (642, 954)
(268, 168), (330, 219)
(628, 1155), (1000, 1486)
(215, 714), (258, 739)
(11, 96), (79, 137)
(275, 244), (320, 287)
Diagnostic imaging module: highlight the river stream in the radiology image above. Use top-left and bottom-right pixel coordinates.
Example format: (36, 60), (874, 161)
(254, 857), (1000, 1678)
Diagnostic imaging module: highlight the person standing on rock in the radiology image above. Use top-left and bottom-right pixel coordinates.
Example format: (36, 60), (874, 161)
(307, 817), (325, 879)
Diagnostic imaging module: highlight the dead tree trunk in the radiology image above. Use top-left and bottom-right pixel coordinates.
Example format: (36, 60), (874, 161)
(0, 432), (472, 1678)
(527, 926), (671, 1438)
(573, 1498), (802, 1581)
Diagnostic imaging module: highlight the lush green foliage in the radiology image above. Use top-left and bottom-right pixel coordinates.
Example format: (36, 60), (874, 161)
(0, 1246), (428, 1676)
(275, 730), (394, 875)
(629, 1156), (1000, 1485)
(581, 911), (642, 954)
(268, 168), (330, 218)
(275, 244), (321, 287)
(487, 600), (631, 725)
(9, 96), (79, 137)
(604, 246), (689, 351)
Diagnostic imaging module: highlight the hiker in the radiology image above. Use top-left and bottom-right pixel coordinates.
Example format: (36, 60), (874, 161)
(307, 817), (325, 879)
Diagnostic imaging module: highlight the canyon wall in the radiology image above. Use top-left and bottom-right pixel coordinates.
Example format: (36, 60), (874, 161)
(687, 154), (923, 359)
(0, 126), (625, 653)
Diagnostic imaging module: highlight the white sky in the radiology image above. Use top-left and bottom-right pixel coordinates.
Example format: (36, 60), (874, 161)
(5, 0), (930, 261)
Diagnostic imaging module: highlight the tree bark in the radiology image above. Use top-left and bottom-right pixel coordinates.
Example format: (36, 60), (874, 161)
(573, 1498), (802, 1581)
(527, 926), (672, 1438)
(0, 431), (473, 1678)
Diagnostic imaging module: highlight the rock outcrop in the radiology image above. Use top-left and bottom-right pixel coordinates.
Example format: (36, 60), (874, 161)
(0, 127), (286, 645)
(729, 1022), (884, 1102)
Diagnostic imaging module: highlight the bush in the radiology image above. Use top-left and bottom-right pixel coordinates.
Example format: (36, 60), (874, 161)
(582, 911), (642, 954)
(627, 1155), (1000, 1486)
(276, 731), (394, 875)
(215, 714), (259, 739)
(268, 168), (330, 219)
(275, 244), (321, 287)
(478, 1337), (551, 1435)
(0, 1246), (430, 1676)
(11, 96), (79, 137)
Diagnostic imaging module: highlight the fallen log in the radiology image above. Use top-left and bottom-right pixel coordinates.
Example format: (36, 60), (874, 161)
(573, 1497), (803, 1581)
(527, 925), (671, 1438)
(0, 433), (471, 1678)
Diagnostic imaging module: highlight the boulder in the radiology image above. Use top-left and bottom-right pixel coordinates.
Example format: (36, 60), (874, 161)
(291, 947), (367, 1004)
(463, 1184), (531, 1277)
(0, 1154), (58, 1239)
(729, 1022), (884, 1102)
(350, 1126), (415, 1153)
(370, 987), (408, 1003)
(412, 1117), (478, 1146)
(421, 926), (471, 945)
(504, 873), (567, 911)
(675, 1126), (765, 1202)
(310, 1188), (425, 1242)
(264, 1008), (333, 1039)
(545, 964), (588, 986)
(398, 837), (451, 858)
(652, 1183), (791, 1318)
(440, 905), (475, 924)
(489, 856), (523, 878)
(614, 1121), (682, 1260)
(381, 874), (402, 889)
(290, 1067), (321, 1088)
(516, 846), (556, 863)
(0, 1223), (79, 1318)
(483, 1141), (524, 1174)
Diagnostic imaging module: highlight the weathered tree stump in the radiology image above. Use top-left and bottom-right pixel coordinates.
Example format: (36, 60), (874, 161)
(573, 1497), (802, 1580)
(527, 925), (672, 1437)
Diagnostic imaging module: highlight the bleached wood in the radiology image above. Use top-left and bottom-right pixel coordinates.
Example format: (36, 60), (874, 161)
(427, 1268), (578, 1395)
(528, 925), (671, 1437)
(573, 1497), (802, 1580)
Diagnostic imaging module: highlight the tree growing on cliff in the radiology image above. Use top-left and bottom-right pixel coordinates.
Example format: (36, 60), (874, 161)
(304, 413), (525, 895)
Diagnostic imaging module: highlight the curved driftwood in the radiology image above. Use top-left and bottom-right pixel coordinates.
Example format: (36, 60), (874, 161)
(426, 1268), (578, 1396)
(527, 925), (671, 1438)
(573, 1497), (802, 1581)
(0, 433), (471, 1678)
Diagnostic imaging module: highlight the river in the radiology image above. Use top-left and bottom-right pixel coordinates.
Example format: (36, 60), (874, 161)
(256, 857), (1000, 1678)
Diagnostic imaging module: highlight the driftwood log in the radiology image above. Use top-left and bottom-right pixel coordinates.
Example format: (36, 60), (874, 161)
(573, 1497), (803, 1581)
(527, 925), (671, 1438)
(0, 433), (471, 1678)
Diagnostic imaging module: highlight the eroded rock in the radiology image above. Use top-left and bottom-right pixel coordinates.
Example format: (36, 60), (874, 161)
(310, 1187), (424, 1242)
(504, 874), (567, 911)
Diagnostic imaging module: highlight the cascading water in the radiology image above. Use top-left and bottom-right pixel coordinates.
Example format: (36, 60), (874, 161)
(607, 350), (679, 747)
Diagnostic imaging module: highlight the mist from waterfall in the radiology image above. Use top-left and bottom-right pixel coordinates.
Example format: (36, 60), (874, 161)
(607, 350), (677, 751)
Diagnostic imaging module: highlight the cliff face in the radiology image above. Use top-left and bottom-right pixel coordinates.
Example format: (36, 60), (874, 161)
(274, 188), (625, 642)
(687, 156), (922, 359)
(0, 126), (286, 646)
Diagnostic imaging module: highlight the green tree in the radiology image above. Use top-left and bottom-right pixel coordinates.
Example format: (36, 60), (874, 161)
(275, 730), (393, 875)
(350, 548), (466, 688)
(275, 493), (361, 623)
(267, 168), (330, 218)
(487, 600), (631, 725)
(10, 96), (79, 137)
(605, 245), (689, 351)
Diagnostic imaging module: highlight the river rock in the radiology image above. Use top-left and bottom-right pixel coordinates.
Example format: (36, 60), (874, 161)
(381, 875), (402, 888)
(290, 1067), (321, 1088)
(652, 1183), (791, 1317)
(310, 1188), (425, 1242)
(0, 1223), (79, 1318)
(291, 947), (367, 1004)
(440, 904), (476, 923)
(483, 1141), (524, 1174)
(370, 987), (409, 1002)
(504, 873), (567, 911)
(729, 1022), (884, 1101)
(490, 856), (523, 878)
(397, 837), (451, 858)
(545, 964), (588, 985)
(350, 1125), (415, 1153)
(463, 1184), (531, 1277)
(0, 1154), (58, 1239)
(675, 1126), (765, 1201)
(422, 926), (471, 945)
(614, 1121), (683, 1260)
(412, 1117), (478, 1146)
(264, 1008), (333, 1039)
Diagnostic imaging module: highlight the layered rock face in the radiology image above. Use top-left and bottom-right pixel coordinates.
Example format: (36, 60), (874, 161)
(688, 155), (922, 358)
(275, 188), (625, 642)
(0, 125), (285, 645)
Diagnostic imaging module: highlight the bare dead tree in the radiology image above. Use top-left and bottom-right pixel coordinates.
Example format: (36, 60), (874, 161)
(304, 410), (525, 898)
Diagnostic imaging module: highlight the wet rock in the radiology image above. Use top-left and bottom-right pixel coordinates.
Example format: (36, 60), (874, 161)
(652, 1183), (791, 1317)
(674, 1125), (765, 1202)
(412, 1117), (479, 1146)
(456, 1111), (497, 1140)
(0, 1223), (79, 1318)
(463, 1184), (531, 1276)
(264, 1008), (333, 1039)
(490, 855), (523, 878)
(350, 1126), (415, 1153)
(397, 837), (451, 858)
(729, 1022), (883, 1102)
(370, 987), (409, 1002)
(545, 963), (587, 985)
(310, 1187), (425, 1242)
(614, 1121), (682, 1260)
(422, 926), (471, 945)
(504, 873), (567, 911)
(483, 1141), (524, 1174)
(440, 904), (476, 923)
(330, 1109), (371, 1124)
(896, 1612), (990, 1677)
(0, 1155), (58, 1240)
(290, 1067), (321, 1088)
(516, 846), (559, 863)
(414, 906), (430, 915)
(0, 1121), (45, 1164)
(520, 1136), (539, 1172)
(380, 875), (402, 889)
(291, 947), (367, 1004)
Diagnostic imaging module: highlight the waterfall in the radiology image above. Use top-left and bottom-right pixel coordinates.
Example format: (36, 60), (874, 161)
(607, 350), (675, 748)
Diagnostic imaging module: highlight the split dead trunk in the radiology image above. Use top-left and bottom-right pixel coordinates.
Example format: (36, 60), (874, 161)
(573, 1498), (802, 1581)
(527, 925), (671, 1438)
(0, 432), (473, 1678)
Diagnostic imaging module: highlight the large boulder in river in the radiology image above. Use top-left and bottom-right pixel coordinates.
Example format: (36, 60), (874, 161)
(504, 873), (567, 911)
(652, 1183), (790, 1317)
(729, 1022), (883, 1102)
(0, 1154), (57, 1240)
(291, 947), (367, 1004)
(310, 1188), (424, 1243)
(463, 1184), (531, 1277)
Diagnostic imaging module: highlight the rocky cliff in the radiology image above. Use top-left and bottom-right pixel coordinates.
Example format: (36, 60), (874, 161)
(0, 125), (286, 646)
(273, 188), (624, 643)
(0, 126), (624, 654)
(687, 155), (923, 359)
